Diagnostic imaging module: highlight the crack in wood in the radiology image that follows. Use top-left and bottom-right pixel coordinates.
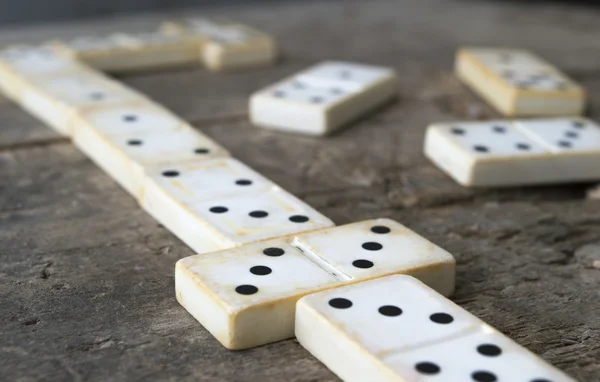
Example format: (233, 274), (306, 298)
(0, 137), (70, 152)
(187, 112), (248, 126)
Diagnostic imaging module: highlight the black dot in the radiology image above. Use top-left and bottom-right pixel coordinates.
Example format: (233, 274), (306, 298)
(310, 96), (324, 104)
(362, 242), (383, 251)
(531, 379), (552, 382)
(558, 140), (572, 148)
(273, 90), (285, 98)
(379, 305), (402, 317)
(430, 312), (454, 324)
(502, 70), (514, 78)
(472, 371), (497, 382)
(474, 145), (489, 153)
(235, 179), (253, 186)
(451, 127), (465, 135)
(492, 125), (506, 133)
(123, 115), (137, 122)
(565, 131), (579, 139)
(127, 139), (142, 146)
(249, 210), (268, 218)
(162, 170), (179, 177)
(235, 285), (258, 295)
(415, 362), (440, 375)
(371, 225), (391, 234)
(572, 121), (586, 129)
(250, 265), (272, 276)
(477, 344), (502, 357)
(328, 298), (352, 309)
(210, 206), (228, 213)
(263, 247), (284, 257)
(516, 143), (531, 151)
(340, 70), (351, 79)
(289, 215), (309, 223)
(352, 259), (374, 269)
(194, 148), (210, 154)
(89, 92), (105, 100)
(499, 53), (512, 63)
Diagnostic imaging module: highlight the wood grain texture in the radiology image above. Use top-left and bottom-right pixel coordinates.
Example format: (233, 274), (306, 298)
(1, 1), (599, 381)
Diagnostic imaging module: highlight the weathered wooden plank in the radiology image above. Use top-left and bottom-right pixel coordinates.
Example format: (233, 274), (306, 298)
(1, 1), (600, 381)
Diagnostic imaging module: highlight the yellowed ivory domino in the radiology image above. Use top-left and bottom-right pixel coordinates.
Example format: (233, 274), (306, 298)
(161, 17), (276, 71)
(72, 101), (230, 196)
(0, 45), (147, 136)
(296, 275), (575, 382)
(140, 157), (333, 254)
(424, 117), (600, 187)
(0, 45), (93, 103)
(46, 31), (199, 73)
(175, 219), (455, 349)
(17, 69), (147, 136)
(250, 61), (398, 136)
(456, 47), (586, 117)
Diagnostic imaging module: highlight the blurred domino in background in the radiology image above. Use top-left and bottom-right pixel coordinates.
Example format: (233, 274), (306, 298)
(456, 47), (586, 117)
(46, 31), (200, 73)
(161, 17), (277, 71)
(250, 61), (398, 136)
(424, 118), (600, 187)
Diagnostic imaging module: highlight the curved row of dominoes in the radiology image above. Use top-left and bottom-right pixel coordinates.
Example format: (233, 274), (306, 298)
(0, 17), (577, 381)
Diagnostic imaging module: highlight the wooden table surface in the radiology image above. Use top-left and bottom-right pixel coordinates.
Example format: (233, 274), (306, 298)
(1, 1), (600, 381)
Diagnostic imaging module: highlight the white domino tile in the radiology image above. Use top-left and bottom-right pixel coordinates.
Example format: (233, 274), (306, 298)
(250, 61), (398, 136)
(18, 71), (146, 136)
(74, 123), (230, 197)
(161, 17), (277, 71)
(191, 188), (334, 245)
(0, 45), (82, 76)
(0, 45), (91, 103)
(296, 275), (575, 382)
(295, 61), (397, 93)
(515, 118), (600, 153)
(140, 158), (332, 253)
(145, 185), (333, 253)
(72, 101), (187, 135)
(176, 239), (340, 349)
(297, 275), (477, 356)
(47, 31), (199, 73)
(456, 47), (586, 117)
(294, 219), (455, 296)
(385, 326), (575, 382)
(141, 157), (274, 206)
(424, 118), (600, 187)
(175, 219), (455, 349)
